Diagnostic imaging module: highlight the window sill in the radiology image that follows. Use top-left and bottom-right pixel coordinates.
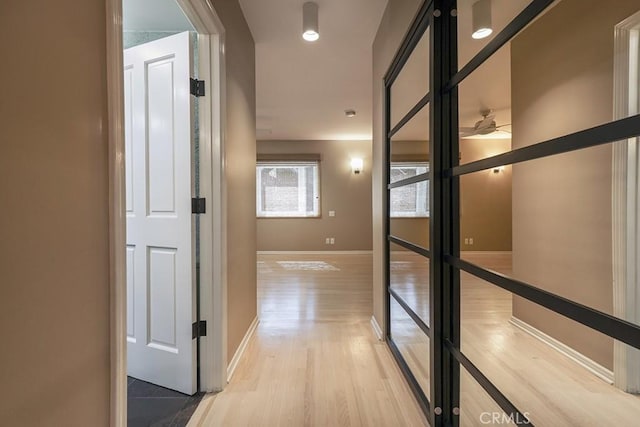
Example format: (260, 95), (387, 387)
(257, 216), (322, 219)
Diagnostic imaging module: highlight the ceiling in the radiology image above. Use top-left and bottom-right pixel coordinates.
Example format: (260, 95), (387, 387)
(239, 0), (388, 141)
(240, 0), (530, 141)
(122, 0), (531, 141)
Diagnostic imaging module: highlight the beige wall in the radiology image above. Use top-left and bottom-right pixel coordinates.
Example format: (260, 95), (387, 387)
(460, 138), (512, 251)
(511, 0), (639, 369)
(0, 0), (111, 425)
(257, 140), (373, 251)
(211, 0), (258, 363)
(372, 0), (423, 333)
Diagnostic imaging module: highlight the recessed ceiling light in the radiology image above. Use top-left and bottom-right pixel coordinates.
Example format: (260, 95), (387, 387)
(345, 109), (356, 118)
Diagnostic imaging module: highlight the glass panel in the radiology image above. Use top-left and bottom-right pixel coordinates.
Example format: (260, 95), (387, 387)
(390, 182), (429, 218)
(390, 28), (430, 128)
(390, 162), (429, 184)
(389, 242), (429, 325)
(458, 1), (640, 162)
(458, 43), (512, 160)
(459, 142), (640, 330)
(459, 273), (640, 425)
(390, 102), (429, 161)
(457, 0), (532, 69)
(507, 0), (640, 140)
(390, 296), (430, 399)
(390, 182), (430, 249)
(459, 166), (511, 252)
(459, 365), (518, 427)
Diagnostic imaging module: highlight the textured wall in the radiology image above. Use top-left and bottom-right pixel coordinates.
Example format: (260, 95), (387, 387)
(0, 0), (111, 424)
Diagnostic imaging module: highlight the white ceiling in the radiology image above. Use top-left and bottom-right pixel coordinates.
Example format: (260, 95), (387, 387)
(240, 0), (529, 141)
(122, 0), (530, 141)
(239, 0), (388, 141)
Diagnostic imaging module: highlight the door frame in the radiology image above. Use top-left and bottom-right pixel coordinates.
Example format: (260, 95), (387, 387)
(106, 0), (228, 424)
(613, 9), (640, 393)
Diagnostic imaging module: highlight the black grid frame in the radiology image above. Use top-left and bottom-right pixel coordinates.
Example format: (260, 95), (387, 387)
(383, 0), (640, 426)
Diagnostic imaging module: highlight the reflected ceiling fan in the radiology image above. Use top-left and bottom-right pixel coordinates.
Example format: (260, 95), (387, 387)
(459, 109), (511, 137)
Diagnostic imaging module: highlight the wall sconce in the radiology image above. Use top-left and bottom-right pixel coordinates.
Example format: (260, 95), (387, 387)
(492, 166), (504, 174)
(351, 158), (363, 174)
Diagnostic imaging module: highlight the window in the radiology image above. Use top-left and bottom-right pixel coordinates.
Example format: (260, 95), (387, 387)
(257, 161), (320, 217)
(390, 162), (429, 217)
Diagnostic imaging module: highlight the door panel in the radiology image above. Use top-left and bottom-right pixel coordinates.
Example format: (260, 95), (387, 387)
(148, 247), (178, 351)
(126, 245), (136, 341)
(125, 31), (196, 395)
(124, 66), (135, 214)
(147, 58), (177, 215)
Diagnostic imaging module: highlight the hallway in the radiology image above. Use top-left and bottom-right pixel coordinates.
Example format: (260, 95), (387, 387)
(187, 254), (427, 426)
(189, 253), (640, 426)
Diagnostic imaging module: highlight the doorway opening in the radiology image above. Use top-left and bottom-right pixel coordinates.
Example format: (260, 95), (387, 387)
(107, 0), (227, 424)
(123, 26), (203, 424)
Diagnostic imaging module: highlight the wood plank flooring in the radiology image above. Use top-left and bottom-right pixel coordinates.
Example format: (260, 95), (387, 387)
(188, 254), (428, 427)
(389, 251), (640, 426)
(189, 252), (640, 427)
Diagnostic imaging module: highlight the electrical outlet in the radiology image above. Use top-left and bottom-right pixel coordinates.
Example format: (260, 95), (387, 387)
(469, 238), (474, 245)
(464, 238), (469, 245)
(330, 237), (335, 245)
(329, 210), (336, 217)
(325, 238), (330, 244)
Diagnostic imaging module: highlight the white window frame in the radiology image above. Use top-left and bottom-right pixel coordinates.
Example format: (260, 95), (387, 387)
(256, 161), (320, 218)
(390, 162), (430, 218)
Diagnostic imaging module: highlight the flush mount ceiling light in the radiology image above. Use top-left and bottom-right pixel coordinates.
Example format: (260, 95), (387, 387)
(472, 0), (493, 40)
(345, 109), (356, 118)
(302, 2), (319, 42)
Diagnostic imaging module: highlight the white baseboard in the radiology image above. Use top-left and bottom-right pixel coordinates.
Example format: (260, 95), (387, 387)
(257, 250), (373, 255)
(227, 316), (259, 382)
(510, 316), (614, 384)
(370, 316), (384, 341)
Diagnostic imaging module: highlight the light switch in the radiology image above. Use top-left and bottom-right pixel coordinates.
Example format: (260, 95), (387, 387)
(329, 210), (336, 217)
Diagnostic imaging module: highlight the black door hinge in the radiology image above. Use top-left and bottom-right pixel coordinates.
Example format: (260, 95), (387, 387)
(192, 320), (207, 339)
(192, 198), (206, 214)
(190, 78), (205, 97)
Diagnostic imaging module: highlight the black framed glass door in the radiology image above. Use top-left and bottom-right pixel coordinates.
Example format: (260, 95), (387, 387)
(384, 1), (640, 426)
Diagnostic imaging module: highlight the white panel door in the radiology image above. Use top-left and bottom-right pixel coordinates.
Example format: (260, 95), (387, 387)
(124, 32), (196, 395)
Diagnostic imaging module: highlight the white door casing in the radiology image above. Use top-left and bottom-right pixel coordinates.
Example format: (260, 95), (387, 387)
(613, 10), (640, 394)
(124, 31), (196, 395)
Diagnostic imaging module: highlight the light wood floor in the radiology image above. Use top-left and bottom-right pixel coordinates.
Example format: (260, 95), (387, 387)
(389, 251), (640, 426)
(188, 254), (428, 427)
(189, 252), (640, 427)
